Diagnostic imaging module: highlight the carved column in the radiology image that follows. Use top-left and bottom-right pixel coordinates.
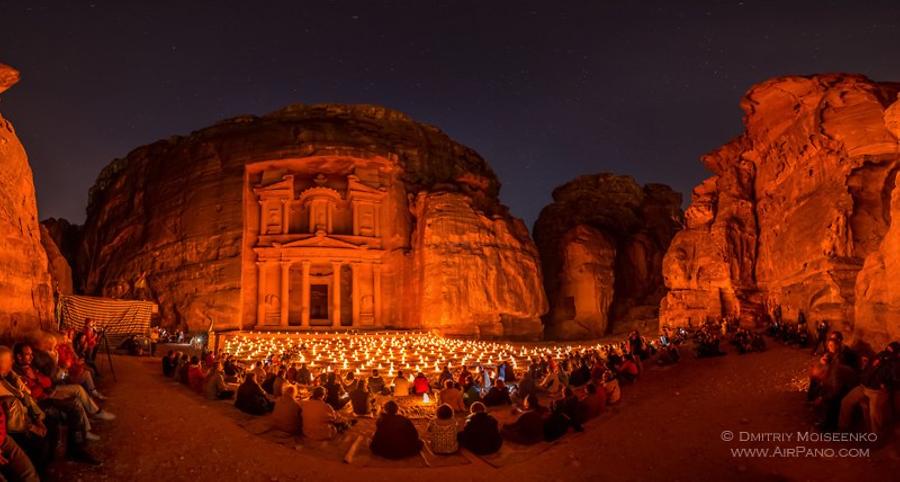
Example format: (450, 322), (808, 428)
(256, 261), (266, 326)
(352, 203), (360, 236)
(332, 262), (342, 326)
(351, 263), (360, 326)
(281, 200), (289, 234)
(280, 261), (290, 327)
(300, 261), (310, 327)
(373, 264), (382, 326)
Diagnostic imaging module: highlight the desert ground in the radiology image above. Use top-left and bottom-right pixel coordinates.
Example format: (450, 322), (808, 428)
(46, 341), (897, 482)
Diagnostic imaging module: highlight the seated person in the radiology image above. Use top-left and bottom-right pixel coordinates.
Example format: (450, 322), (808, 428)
(543, 401), (572, 442)
(301, 387), (350, 440)
(349, 379), (373, 416)
(413, 372), (430, 395)
(392, 370), (410, 397)
(176, 354), (191, 384)
(438, 380), (465, 412)
(162, 350), (177, 377)
(323, 373), (349, 410)
(462, 377), (481, 407)
(501, 394), (545, 445)
(271, 385), (303, 435)
(604, 373), (621, 405)
(234, 372), (274, 415)
(187, 356), (206, 393)
(427, 403), (458, 454)
(367, 369), (387, 395)
(271, 368), (289, 397)
(295, 364), (312, 385)
(457, 402), (502, 455)
(204, 362), (236, 400)
(370, 401), (423, 459)
(482, 379), (512, 406)
(576, 382), (606, 422)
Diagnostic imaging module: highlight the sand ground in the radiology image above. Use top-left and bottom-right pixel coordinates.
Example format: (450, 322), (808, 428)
(45, 342), (898, 482)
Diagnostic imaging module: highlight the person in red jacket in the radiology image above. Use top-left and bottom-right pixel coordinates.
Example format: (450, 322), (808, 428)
(81, 319), (99, 362)
(187, 356), (207, 393)
(412, 372), (430, 395)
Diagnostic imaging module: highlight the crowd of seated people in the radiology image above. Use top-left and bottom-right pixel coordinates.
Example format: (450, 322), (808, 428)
(806, 331), (899, 435)
(0, 321), (116, 480)
(158, 329), (686, 462)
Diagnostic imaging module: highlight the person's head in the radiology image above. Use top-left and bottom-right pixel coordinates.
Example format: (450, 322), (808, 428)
(372, 369), (379, 377)
(85, 318), (94, 328)
(13, 343), (33, 367)
(827, 331), (844, 353)
(470, 401), (486, 414)
(327, 372), (336, 383)
(383, 400), (399, 415)
(416, 372), (425, 378)
(167, 350), (174, 358)
(0, 346), (13, 376)
(344, 371), (354, 382)
(214, 361), (224, 372)
(494, 379), (506, 389)
(444, 379), (454, 390)
(244, 372), (256, 383)
(524, 394), (540, 411)
(586, 383), (597, 395)
(397, 370), (404, 379)
(357, 379), (367, 392)
(190, 356), (199, 365)
(283, 385), (297, 398)
(563, 387), (574, 399)
(311, 386), (326, 400)
(436, 404), (453, 420)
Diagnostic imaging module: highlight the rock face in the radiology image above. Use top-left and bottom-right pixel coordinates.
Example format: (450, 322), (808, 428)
(39, 225), (73, 296)
(534, 174), (683, 339)
(661, 74), (900, 347)
(77, 104), (547, 338)
(0, 63), (54, 338)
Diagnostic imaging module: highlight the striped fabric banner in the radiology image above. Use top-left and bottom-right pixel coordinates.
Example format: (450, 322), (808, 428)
(60, 295), (155, 337)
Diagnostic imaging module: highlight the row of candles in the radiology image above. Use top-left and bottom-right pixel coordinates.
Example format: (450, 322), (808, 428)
(220, 331), (610, 377)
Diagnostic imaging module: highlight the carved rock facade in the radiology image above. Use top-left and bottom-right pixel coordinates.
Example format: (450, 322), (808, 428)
(77, 104), (547, 338)
(661, 74), (900, 346)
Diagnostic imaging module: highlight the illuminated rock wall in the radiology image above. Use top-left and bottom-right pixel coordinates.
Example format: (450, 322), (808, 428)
(661, 74), (900, 346)
(0, 63), (54, 337)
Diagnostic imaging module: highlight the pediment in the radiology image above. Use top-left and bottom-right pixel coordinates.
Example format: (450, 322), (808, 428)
(276, 235), (362, 249)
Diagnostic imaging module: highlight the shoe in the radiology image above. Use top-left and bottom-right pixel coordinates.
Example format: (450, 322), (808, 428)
(93, 410), (116, 421)
(85, 432), (101, 441)
(68, 447), (102, 466)
(91, 390), (108, 401)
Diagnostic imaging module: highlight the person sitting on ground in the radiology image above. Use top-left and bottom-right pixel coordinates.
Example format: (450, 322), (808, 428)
(458, 401), (502, 455)
(515, 367), (537, 401)
(482, 379), (512, 406)
(367, 369), (387, 395)
(616, 354), (640, 383)
(540, 368), (564, 395)
(439, 379), (465, 413)
(187, 356), (206, 393)
(552, 387), (583, 433)
(413, 372), (430, 395)
(162, 350), (177, 377)
(234, 372), (273, 415)
(0, 406), (40, 482)
(392, 370), (410, 397)
(271, 385), (303, 435)
(271, 368), (289, 397)
(501, 394), (545, 445)
(295, 363), (312, 385)
(0, 345), (100, 467)
(543, 400), (572, 442)
(462, 376), (481, 407)
(370, 400), (423, 459)
(204, 362), (236, 400)
(324, 372), (349, 410)
(604, 370), (622, 405)
(260, 368), (278, 395)
(301, 387), (352, 440)
(577, 382), (606, 422)
(349, 379), (373, 416)
(176, 353), (191, 384)
(438, 365), (454, 389)
(223, 355), (241, 383)
(55, 330), (105, 400)
(427, 403), (458, 454)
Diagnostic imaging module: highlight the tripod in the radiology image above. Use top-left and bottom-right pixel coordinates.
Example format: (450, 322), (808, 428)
(95, 329), (118, 382)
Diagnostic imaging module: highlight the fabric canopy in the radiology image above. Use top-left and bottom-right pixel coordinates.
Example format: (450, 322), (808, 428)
(59, 295), (156, 337)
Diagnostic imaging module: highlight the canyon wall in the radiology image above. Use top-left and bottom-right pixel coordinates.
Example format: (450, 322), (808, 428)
(661, 74), (900, 347)
(535, 174), (682, 339)
(0, 63), (54, 338)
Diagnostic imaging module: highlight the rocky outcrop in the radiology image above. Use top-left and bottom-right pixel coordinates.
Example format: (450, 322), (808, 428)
(413, 192), (546, 339)
(661, 74), (900, 346)
(0, 63), (54, 338)
(39, 225), (73, 296)
(535, 174), (683, 339)
(77, 104), (546, 338)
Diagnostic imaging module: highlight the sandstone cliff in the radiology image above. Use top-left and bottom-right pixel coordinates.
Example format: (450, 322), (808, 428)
(0, 63), (54, 338)
(77, 104), (547, 338)
(661, 74), (900, 347)
(535, 174), (683, 339)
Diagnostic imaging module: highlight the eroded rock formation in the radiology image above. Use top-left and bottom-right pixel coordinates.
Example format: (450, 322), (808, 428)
(77, 104), (547, 338)
(535, 174), (683, 339)
(661, 74), (900, 347)
(0, 63), (54, 337)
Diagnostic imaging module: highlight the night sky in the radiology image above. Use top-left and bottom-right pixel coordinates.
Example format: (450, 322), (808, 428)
(2, 1), (899, 229)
